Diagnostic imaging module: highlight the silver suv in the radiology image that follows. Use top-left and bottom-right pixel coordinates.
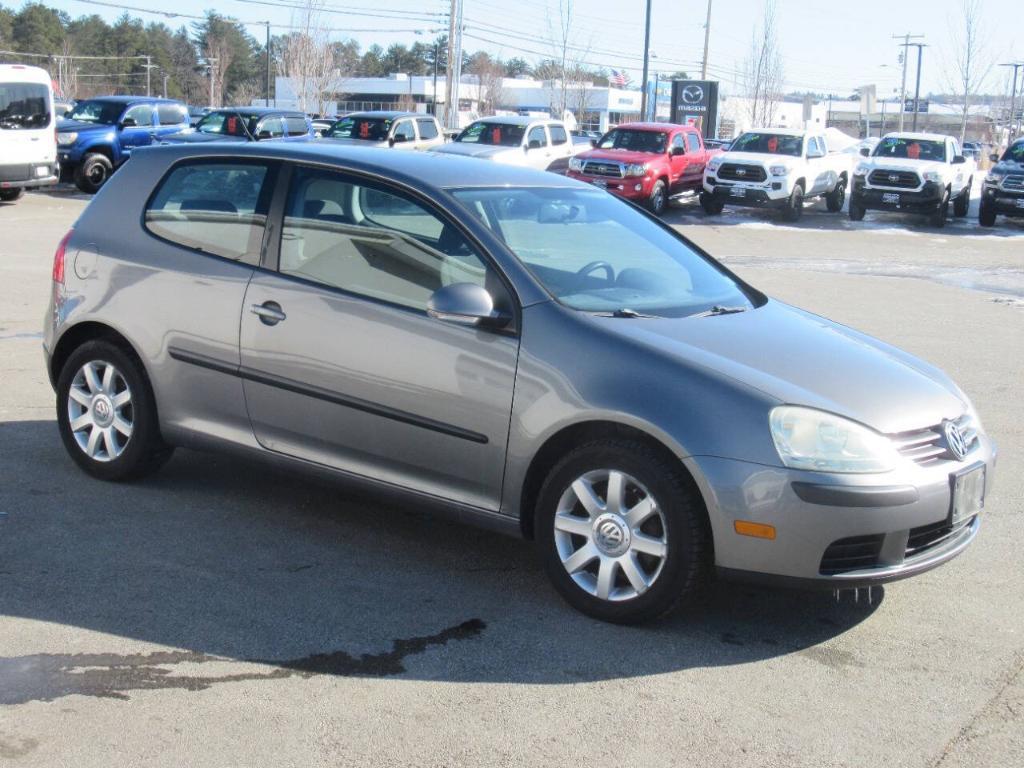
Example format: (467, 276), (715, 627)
(44, 143), (996, 623)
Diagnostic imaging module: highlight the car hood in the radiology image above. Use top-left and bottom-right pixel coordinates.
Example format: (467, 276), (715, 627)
(576, 148), (665, 165)
(160, 131), (248, 144)
(994, 158), (1024, 173)
(320, 137), (389, 148)
(864, 158), (948, 174)
(716, 151), (795, 166)
(603, 300), (965, 434)
(432, 142), (519, 160)
(57, 119), (112, 134)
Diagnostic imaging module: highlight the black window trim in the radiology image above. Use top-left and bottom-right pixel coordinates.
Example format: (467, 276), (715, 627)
(141, 156), (281, 268)
(258, 159), (522, 336)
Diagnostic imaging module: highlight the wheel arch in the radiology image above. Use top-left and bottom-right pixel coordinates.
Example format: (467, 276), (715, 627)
(79, 144), (115, 164)
(50, 321), (152, 396)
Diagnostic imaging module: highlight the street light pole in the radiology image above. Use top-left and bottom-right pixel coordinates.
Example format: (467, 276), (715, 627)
(1000, 63), (1024, 140)
(432, 41), (439, 116)
(639, 0), (652, 121)
(893, 33), (924, 132)
(910, 43), (927, 132)
(265, 21), (271, 107)
(207, 57), (218, 108)
(700, 0), (713, 80)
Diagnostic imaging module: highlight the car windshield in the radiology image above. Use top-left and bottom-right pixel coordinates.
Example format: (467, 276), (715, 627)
(196, 111), (256, 137)
(456, 122), (526, 146)
(0, 82), (50, 129)
(873, 137), (946, 162)
(68, 100), (124, 125)
(451, 187), (754, 317)
(597, 129), (667, 153)
(1002, 142), (1024, 163)
(327, 116), (391, 141)
(730, 132), (803, 156)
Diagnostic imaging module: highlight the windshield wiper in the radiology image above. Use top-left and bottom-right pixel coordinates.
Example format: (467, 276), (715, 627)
(595, 308), (656, 318)
(691, 305), (749, 318)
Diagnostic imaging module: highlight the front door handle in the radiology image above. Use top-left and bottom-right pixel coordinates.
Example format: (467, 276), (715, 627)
(251, 301), (286, 326)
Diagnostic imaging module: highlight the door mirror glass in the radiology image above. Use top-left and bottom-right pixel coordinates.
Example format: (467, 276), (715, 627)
(428, 283), (507, 327)
(390, 133), (407, 144)
(989, 153), (1000, 162)
(952, 155), (966, 165)
(257, 130), (273, 140)
(120, 117), (137, 128)
(670, 145), (685, 156)
(860, 147), (870, 157)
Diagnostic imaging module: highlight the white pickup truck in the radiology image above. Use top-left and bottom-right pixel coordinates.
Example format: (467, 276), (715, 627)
(431, 116), (578, 173)
(700, 128), (851, 221)
(850, 132), (975, 227)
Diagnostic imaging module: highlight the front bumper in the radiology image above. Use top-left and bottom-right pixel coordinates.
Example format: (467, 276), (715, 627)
(692, 434), (997, 588)
(566, 171), (650, 200)
(981, 184), (1024, 218)
(0, 162), (59, 189)
(702, 177), (791, 208)
(852, 179), (944, 214)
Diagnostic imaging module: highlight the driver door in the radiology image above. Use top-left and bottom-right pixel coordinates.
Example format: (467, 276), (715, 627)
(118, 103), (156, 159)
(525, 125), (552, 170)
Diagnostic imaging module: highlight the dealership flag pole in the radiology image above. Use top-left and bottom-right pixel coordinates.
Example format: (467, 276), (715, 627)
(640, 0), (652, 121)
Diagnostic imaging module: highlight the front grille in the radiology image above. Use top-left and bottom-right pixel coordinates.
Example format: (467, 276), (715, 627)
(868, 169), (921, 189)
(889, 413), (978, 467)
(717, 163), (767, 182)
(1002, 174), (1024, 192)
(582, 160), (624, 178)
(820, 533), (885, 575)
(905, 516), (973, 559)
(0, 164), (30, 182)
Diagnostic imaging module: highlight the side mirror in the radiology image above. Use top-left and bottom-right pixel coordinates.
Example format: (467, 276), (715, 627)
(952, 155), (966, 165)
(527, 139), (543, 150)
(860, 147), (870, 157)
(257, 130), (274, 140)
(989, 153), (1000, 162)
(427, 283), (508, 328)
(120, 117), (138, 128)
(671, 146), (685, 156)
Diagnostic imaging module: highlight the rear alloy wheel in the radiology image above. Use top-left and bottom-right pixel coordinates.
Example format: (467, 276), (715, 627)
(56, 340), (173, 481)
(953, 180), (971, 217)
(537, 439), (708, 624)
(930, 188), (950, 228)
(700, 191), (724, 215)
(978, 198), (996, 227)
(825, 178), (846, 213)
(74, 153), (113, 194)
(0, 188), (25, 202)
(648, 180), (668, 215)
(782, 184), (804, 222)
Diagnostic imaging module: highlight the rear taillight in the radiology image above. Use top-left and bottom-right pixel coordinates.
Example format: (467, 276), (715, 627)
(53, 229), (72, 284)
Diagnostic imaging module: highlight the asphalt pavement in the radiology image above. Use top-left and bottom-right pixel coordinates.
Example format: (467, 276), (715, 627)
(0, 189), (1021, 767)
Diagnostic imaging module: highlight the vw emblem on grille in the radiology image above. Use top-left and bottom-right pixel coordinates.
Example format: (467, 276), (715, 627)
(736, 168), (747, 176)
(681, 85), (704, 104)
(888, 174), (900, 183)
(943, 421), (967, 461)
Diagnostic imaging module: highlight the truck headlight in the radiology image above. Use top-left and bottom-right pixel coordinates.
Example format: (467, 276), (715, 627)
(626, 163), (649, 177)
(57, 132), (78, 146)
(922, 171), (943, 183)
(769, 165), (791, 176)
(854, 163), (870, 176)
(568, 157), (584, 172)
(707, 157), (723, 172)
(984, 169), (1005, 185)
(769, 406), (899, 474)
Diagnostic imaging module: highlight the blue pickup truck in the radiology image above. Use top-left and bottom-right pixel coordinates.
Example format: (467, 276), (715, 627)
(57, 96), (189, 193)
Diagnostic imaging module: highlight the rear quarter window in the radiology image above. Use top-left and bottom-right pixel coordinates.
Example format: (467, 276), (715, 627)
(285, 116), (309, 135)
(549, 125), (568, 145)
(417, 118), (439, 139)
(157, 104), (187, 125)
(144, 161), (273, 263)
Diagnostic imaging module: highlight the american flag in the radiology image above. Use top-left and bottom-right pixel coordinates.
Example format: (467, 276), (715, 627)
(610, 69), (629, 88)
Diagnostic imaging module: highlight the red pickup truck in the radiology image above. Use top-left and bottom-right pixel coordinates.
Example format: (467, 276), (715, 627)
(566, 122), (722, 214)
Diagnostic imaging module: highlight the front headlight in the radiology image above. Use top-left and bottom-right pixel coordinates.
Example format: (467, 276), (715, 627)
(769, 164), (791, 176)
(854, 163), (870, 176)
(568, 157), (584, 172)
(57, 132), (78, 146)
(626, 163), (649, 177)
(707, 157), (723, 172)
(769, 406), (899, 473)
(922, 171), (943, 183)
(984, 169), (1005, 185)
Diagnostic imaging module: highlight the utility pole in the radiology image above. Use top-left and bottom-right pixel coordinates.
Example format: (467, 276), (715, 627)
(700, 0), (713, 80)
(207, 57), (218, 108)
(1000, 62), (1024, 140)
(639, 0), (652, 121)
(143, 55), (153, 97)
(162, 73), (168, 99)
(444, 0), (459, 129)
(265, 21), (271, 107)
(910, 43), (927, 132)
(432, 40), (439, 116)
(893, 33), (924, 131)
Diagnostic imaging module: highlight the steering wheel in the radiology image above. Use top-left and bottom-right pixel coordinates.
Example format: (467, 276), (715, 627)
(573, 260), (615, 289)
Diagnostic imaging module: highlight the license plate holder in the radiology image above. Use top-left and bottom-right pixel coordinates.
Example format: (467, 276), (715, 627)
(882, 192), (900, 205)
(1015, 198), (1024, 209)
(730, 186), (747, 198)
(591, 179), (607, 189)
(950, 464), (985, 525)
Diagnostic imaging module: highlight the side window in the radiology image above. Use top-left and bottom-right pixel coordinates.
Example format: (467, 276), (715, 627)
(527, 125), (548, 148)
(671, 133), (685, 152)
(392, 120), (416, 143)
(157, 104), (186, 125)
(549, 124), (568, 145)
(123, 104), (153, 127)
(278, 166), (489, 312)
(686, 132), (701, 152)
(257, 117), (285, 139)
(285, 116), (309, 136)
(144, 162), (271, 263)
(416, 118), (439, 140)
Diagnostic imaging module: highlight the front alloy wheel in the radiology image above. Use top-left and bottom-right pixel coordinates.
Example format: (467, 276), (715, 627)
(67, 360), (134, 461)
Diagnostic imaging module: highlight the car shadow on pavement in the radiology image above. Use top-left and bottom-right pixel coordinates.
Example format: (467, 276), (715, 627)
(0, 420), (882, 703)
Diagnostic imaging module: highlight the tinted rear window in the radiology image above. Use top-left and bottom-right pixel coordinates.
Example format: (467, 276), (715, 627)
(285, 116), (309, 135)
(157, 104), (187, 125)
(417, 118), (439, 139)
(0, 83), (50, 129)
(144, 162), (272, 263)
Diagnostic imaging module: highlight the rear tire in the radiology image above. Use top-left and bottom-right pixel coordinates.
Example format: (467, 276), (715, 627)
(699, 191), (724, 215)
(647, 180), (668, 215)
(953, 180), (971, 217)
(782, 184), (804, 222)
(536, 439), (709, 624)
(930, 188), (950, 228)
(74, 153), (113, 194)
(978, 198), (997, 227)
(56, 340), (173, 481)
(0, 188), (25, 202)
(848, 197), (866, 221)
(825, 178), (846, 213)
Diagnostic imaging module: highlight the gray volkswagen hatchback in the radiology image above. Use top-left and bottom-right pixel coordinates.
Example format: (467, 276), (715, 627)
(44, 143), (996, 623)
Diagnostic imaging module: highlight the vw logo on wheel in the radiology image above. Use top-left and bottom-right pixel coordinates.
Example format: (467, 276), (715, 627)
(598, 520), (624, 548)
(681, 85), (704, 104)
(944, 421), (968, 460)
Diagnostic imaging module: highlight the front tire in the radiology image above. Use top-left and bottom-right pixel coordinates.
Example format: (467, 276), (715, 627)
(536, 439), (709, 624)
(56, 340), (173, 481)
(978, 198), (997, 227)
(930, 187), (950, 228)
(0, 188), (25, 202)
(647, 180), (668, 215)
(848, 197), (866, 221)
(74, 153), (113, 194)
(953, 180), (971, 217)
(699, 191), (724, 215)
(825, 178), (846, 213)
(782, 183), (804, 222)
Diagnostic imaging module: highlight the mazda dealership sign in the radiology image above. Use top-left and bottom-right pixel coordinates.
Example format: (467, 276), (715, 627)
(669, 80), (719, 138)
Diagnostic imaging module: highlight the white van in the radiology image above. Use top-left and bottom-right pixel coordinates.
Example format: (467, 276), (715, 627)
(0, 64), (59, 202)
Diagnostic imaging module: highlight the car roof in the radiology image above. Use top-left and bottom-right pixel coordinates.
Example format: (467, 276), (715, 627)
(81, 95), (182, 104)
(612, 122), (690, 131)
(470, 116), (552, 126)
(881, 131), (950, 142)
(742, 127), (809, 136)
(340, 111), (425, 120)
(138, 142), (583, 191)
(211, 106), (306, 117)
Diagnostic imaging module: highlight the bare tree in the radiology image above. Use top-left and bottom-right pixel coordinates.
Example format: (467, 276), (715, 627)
(204, 37), (232, 108)
(280, 0), (340, 115)
(545, 0), (591, 120)
(741, 0), (784, 128)
(943, 0), (995, 143)
(466, 52), (506, 114)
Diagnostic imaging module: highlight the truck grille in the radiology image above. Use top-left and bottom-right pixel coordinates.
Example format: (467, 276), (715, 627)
(868, 169), (921, 189)
(581, 160), (624, 178)
(1002, 174), (1024, 192)
(717, 163), (767, 182)
(905, 516), (974, 559)
(889, 413), (978, 466)
(819, 533), (885, 575)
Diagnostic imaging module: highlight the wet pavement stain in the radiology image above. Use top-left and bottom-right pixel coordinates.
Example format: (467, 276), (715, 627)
(0, 619), (485, 706)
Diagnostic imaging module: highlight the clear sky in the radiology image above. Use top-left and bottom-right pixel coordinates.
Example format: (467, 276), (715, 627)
(25, 0), (1024, 97)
